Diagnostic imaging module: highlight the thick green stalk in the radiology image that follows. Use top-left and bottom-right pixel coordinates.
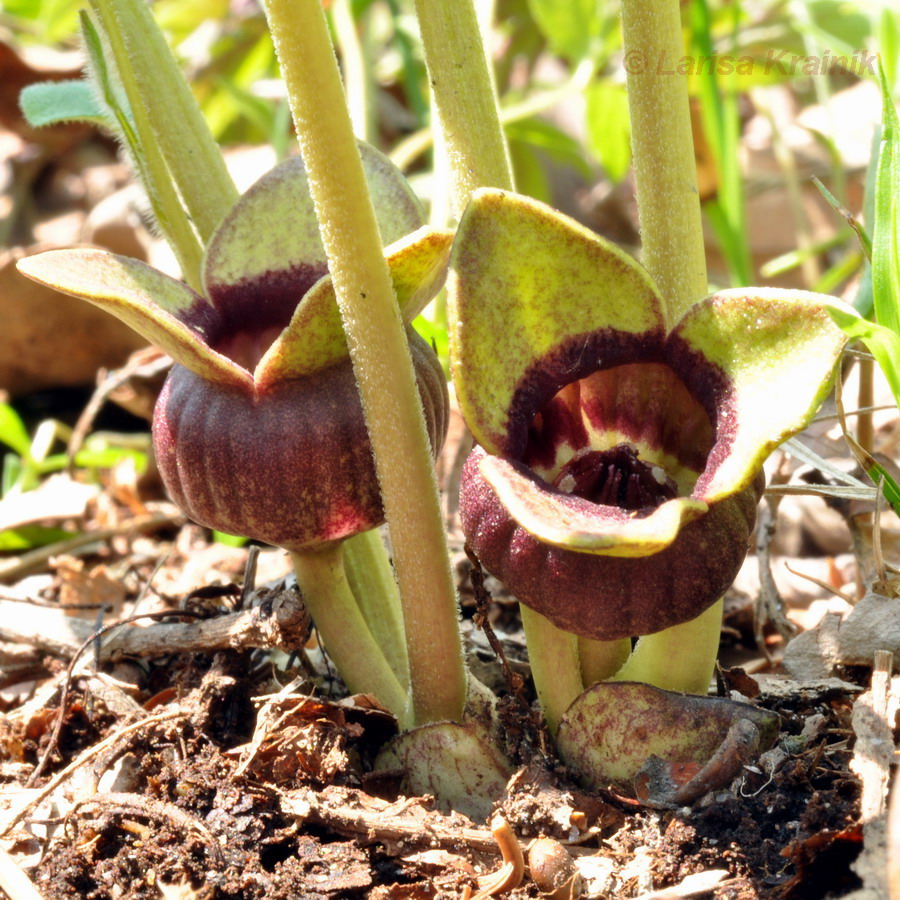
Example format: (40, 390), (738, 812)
(343, 529), (409, 687)
(102, 0), (238, 243)
(266, 0), (466, 726)
(291, 546), (409, 726)
(609, 598), (723, 694)
(413, 0), (513, 212)
(520, 606), (583, 736)
(622, 0), (708, 326)
(619, 0), (721, 692)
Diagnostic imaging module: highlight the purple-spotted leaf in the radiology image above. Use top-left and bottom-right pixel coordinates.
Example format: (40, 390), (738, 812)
(556, 682), (779, 791)
(374, 720), (513, 821)
(449, 189), (665, 457)
(669, 288), (849, 503)
(16, 249), (252, 389)
(203, 144), (425, 338)
(255, 227), (453, 388)
(479, 453), (708, 557)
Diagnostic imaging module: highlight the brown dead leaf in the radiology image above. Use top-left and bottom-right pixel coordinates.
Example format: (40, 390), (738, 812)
(0, 247), (146, 396)
(0, 42), (90, 149)
(55, 557), (127, 619)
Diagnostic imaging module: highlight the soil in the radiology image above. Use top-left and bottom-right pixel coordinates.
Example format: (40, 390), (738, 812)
(0, 536), (879, 899)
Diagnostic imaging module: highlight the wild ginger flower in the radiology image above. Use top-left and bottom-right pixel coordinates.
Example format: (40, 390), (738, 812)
(450, 190), (847, 640)
(18, 145), (451, 551)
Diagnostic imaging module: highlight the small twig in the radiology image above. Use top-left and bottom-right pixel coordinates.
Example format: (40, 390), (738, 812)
(0, 587), (310, 661)
(782, 561), (855, 605)
(755, 453), (795, 656)
(0, 710), (185, 837)
(0, 844), (45, 900)
(284, 784), (501, 853)
(465, 546), (526, 702)
(25, 610), (211, 787)
(239, 546), (260, 611)
(67, 351), (171, 467)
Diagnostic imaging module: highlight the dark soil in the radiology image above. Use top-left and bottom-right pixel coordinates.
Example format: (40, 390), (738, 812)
(1, 620), (867, 900)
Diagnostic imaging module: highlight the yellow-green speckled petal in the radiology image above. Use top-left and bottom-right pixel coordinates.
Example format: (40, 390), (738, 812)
(669, 287), (847, 503)
(254, 227), (452, 388)
(449, 189), (666, 456)
(16, 249), (252, 390)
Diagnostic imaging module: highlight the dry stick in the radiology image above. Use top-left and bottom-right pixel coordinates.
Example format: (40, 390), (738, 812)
(1, 710), (185, 837)
(266, 0), (466, 725)
(284, 785), (501, 854)
(0, 845), (46, 900)
(0, 591), (310, 662)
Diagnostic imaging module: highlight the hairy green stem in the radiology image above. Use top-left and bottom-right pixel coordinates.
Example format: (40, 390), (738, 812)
(578, 636), (632, 688)
(101, 0), (238, 244)
(609, 598), (723, 694)
(266, 0), (466, 726)
(291, 547), (409, 725)
(622, 0), (708, 326)
(520, 605), (583, 736)
(413, 0), (513, 212)
(619, 0), (722, 692)
(344, 529), (409, 687)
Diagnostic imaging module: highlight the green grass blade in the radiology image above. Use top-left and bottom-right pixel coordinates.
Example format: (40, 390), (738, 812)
(872, 66), (900, 337)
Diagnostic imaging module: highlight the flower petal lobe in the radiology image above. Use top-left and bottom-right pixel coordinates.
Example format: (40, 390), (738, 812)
(16, 249), (251, 389)
(254, 228), (452, 387)
(669, 288), (847, 502)
(449, 189), (665, 456)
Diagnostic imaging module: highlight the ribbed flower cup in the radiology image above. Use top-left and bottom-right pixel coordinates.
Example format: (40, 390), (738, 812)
(17, 144), (452, 722)
(18, 145), (450, 552)
(450, 189), (848, 642)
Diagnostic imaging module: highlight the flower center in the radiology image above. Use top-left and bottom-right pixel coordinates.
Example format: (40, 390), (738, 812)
(551, 443), (678, 511)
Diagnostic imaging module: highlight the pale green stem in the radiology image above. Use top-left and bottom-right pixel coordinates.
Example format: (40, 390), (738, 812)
(266, 0), (466, 726)
(332, 0), (373, 142)
(103, 0), (238, 243)
(87, 3), (204, 288)
(519, 605), (583, 736)
(578, 636), (632, 688)
(622, 0), (708, 327)
(291, 546), (410, 726)
(609, 598), (723, 694)
(620, 0), (722, 690)
(343, 529), (409, 687)
(390, 59), (594, 174)
(413, 0), (513, 212)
